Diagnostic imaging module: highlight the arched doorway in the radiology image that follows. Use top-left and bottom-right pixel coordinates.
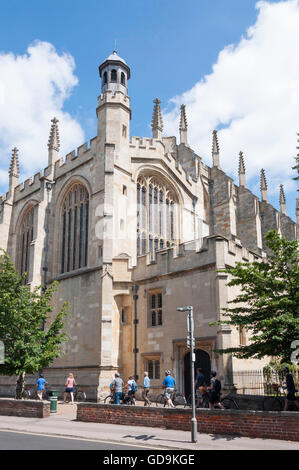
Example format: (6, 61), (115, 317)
(184, 349), (211, 398)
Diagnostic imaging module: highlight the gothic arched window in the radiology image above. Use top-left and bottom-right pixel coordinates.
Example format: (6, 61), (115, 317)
(121, 72), (125, 85)
(17, 206), (34, 281)
(103, 71), (108, 84)
(136, 175), (178, 256)
(111, 69), (117, 82)
(61, 183), (89, 274)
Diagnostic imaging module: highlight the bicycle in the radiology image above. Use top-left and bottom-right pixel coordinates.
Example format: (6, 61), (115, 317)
(103, 391), (135, 405)
(74, 386), (86, 402)
(155, 389), (187, 407)
(185, 391), (239, 410)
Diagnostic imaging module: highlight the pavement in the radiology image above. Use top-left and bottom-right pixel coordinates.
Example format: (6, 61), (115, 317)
(0, 402), (299, 450)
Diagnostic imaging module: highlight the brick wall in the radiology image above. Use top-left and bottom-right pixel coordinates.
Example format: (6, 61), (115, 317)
(77, 403), (299, 442)
(0, 398), (50, 418)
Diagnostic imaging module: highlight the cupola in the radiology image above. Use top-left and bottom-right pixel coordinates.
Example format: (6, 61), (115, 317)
(99, 50), (131, 95)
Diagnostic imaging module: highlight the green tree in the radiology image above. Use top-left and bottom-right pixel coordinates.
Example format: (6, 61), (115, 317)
(211, 230), (299, 363)
(0, 251), (69, 398)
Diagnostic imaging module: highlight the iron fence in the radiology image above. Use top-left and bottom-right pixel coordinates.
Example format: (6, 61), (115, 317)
(228, 369), (299, 396)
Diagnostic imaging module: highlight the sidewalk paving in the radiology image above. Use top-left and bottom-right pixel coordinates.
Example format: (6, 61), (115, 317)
(0, 403), (298, 450)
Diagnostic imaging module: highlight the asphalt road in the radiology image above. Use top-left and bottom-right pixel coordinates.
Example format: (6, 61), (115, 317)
(0, 430), (156, 450)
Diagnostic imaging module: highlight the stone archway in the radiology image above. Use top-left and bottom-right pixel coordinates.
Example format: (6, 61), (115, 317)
(184, 349), (211, 398)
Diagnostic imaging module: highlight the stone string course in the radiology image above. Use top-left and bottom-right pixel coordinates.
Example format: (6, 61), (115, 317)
(77, 403), (299, 442)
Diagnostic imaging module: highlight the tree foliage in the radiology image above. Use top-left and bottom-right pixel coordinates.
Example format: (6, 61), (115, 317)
(0, 251), (69, 397)
(211, 230), (299, 362)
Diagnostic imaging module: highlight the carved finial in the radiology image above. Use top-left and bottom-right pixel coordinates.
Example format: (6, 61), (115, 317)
(260, 169), (268, 202)
(212, 130), (220, 168)
(238, 151), (246, 187)
(9, 147), (20, 179)
(179, 104), (188, 145)
(48, 117), (60, 152)
(279, 184), (287, 215)
(151, 98), (163, 139)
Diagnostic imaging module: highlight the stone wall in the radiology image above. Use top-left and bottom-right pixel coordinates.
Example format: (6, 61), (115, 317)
(77, 403), (299, 441)
(0, 398), (50, 418)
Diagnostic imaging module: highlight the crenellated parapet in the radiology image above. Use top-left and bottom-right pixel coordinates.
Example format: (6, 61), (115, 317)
(130, 134), (199, 189)
(53, 137), (97, 179)
(133, 234), (266, 282)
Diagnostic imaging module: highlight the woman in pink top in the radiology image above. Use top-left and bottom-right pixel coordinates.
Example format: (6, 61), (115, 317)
(64, 373), (76, 403)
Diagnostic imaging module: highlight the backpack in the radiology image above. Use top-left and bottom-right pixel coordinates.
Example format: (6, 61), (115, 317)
(213, 379), (221, 394)
(131, 381), (138, 393)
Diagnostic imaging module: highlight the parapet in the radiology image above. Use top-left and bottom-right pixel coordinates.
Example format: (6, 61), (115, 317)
(53, 137), (97, 178)
(132, 235), (265, 282)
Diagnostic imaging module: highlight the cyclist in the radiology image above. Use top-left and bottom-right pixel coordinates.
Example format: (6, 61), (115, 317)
(207, 371), (224, 409)
(126, 375), (138, 401)
(111, 372), (123, 405)
(282, 367), (299, 411)
(36, 374), (48, 400)
(162, 370), (175, 408)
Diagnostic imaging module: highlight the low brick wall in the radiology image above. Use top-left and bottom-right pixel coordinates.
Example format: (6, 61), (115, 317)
(77, 403), (299, 441)
(0, 398), (50, 418)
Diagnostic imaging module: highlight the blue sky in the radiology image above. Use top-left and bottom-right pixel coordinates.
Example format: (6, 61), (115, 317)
(0, 0), (298, 219)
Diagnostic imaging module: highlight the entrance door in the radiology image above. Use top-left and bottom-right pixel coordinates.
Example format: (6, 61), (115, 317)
(184, 349), (211, 398)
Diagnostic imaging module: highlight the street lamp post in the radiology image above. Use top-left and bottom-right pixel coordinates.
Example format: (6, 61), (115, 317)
(132, 284), (139, 381)
(177, 306), (197, 443)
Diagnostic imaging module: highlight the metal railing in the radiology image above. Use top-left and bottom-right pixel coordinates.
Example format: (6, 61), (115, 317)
(227, 369), (299, 396)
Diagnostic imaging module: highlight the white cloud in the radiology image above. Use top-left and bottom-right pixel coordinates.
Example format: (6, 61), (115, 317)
(163, 0), (299, 212)
(0, 40), (84, 190)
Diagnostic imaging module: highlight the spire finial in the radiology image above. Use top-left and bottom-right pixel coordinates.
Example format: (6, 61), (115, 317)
(48, 117), (60, 152)
(260, 169), (268, 202)
(179, 104), (188, 145)
(48, 117), (60, 166)
(9, 147), (20, 179)
(279, 184), (287, 215)
(238, 151), (246, 187)
(113, 40), (117, 54)
(9, 147), (20, 192)
(212, 130), (220, 168)
(151, 98), (163, 139)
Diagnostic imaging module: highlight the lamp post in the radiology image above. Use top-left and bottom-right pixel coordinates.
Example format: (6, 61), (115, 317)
(132, 284), (139, 380)
(176, 305), (197, 443)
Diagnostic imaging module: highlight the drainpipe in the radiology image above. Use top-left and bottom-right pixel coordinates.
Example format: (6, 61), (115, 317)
(42, 181), (55, 328)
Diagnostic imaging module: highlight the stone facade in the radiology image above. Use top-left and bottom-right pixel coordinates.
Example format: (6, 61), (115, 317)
(0, 51), (298, 400)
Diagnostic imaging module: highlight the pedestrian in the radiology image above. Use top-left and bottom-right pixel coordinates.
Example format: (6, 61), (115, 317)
(15, 375), (25, 399)
(282, 367), (299, 411)
(36, 374), (48, 400)
(162, 370), (176, 408)
(64, 373), (77, 404)
(207, 371), (224, 409)
(194, 368), (206, 407)
(111, 372), (124, 405)
(142, 371), (151, 406)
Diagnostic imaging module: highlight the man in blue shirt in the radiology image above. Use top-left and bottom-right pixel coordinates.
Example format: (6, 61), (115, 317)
(36, 374), (48, 400)
(162, 370), (176, 407)
(142, 371), (151, 406)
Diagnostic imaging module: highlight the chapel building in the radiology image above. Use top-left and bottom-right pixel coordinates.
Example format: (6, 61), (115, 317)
(0, 51), (298, 399)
